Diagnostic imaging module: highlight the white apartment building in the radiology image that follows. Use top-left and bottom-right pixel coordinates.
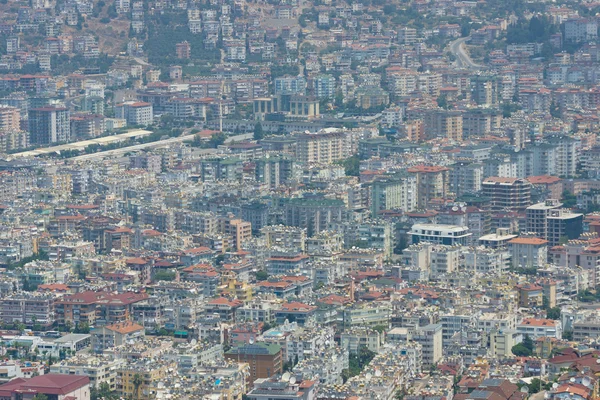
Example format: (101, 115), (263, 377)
(517, 318), (562, 339)
(115, 101), (153, 126)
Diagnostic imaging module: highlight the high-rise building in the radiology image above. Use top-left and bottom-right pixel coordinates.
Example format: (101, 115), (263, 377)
(423, 110), (463, 141)
(274, 75), (306, 95)
(450, 161), (484, 196)
(482, 177), (531, 212)
(370, 176), (417, 216)
(313, 74), (336, 99)
(115, 101), (153, 126)
(225, 343), (283, 382)
(526, 199), (563, 239)
(295, 130), (347, 164)
(284, 197), (346, 236)
(407, 165), (450, 209)
(28, 106), (70, 145)
(0, 105), (20, 131)
(254, 156), (295, 188)
(546, 209), (583, 246)
(471, 75), (499, 106)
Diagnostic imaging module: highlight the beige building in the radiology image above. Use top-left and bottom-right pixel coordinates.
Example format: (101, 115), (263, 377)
(407, 165), (450, 209)
(490, 330), (516, 357)
(423, 110), (463, 141)
(295, 129), (347, 164)
(0, 105), (20, 131)
(219, 216), (252, 251)
(91, 320), (145, 353)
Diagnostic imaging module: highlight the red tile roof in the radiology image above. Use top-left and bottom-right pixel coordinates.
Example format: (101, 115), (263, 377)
(0, 374), (90, 397)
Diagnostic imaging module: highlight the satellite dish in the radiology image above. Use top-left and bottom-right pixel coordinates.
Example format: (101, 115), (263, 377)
(325, 340), (330, 346)
(191, 339), (197, 346)
(553, 383), (559, 389)
(365, 373), (372, 381)
(282, 372), (291, 382)
(375, 369), (382, 377)
(289, 376), (296, 385)
(583, 377), (591, 387)
(570, 378), (576, 383)
(249, 337), (255, 344)
(596, 359), (600, 364)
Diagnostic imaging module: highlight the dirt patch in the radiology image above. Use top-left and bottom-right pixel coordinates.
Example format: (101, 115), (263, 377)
(63, 16), (131, 55)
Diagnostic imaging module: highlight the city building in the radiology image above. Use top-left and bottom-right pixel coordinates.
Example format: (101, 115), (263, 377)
(115, 101), (153, 126)
(482, 177), (532, 212)
(28, 106), (70, 145)
(225, 343), (283, 383)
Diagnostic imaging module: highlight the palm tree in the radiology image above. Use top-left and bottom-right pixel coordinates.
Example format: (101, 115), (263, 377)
(132, 373), (143, 400)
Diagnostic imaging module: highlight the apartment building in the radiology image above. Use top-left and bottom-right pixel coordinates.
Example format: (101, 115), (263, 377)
(546, 209), (583, 246)
(408, 165), (450, 209)
(295, 129), (347, 164)
(508, 237), (548, 269)
(0, 105), (20, 131)
(0, 293), (55, 326)
(28, 106), (70, 145)
(482, 177), (532, 212)
(91, 320), (145, 353)
(409, 224), (472, 246)
(225, 343), (283, 382)
(115, 101), (153, 126)
(284, 197), (345, 236)
(218, 216), (252, 251)
(370, 176), (417, 216)
(526, 200), (563, 239)
(261, 226), (306, 251)
(423, 110), (463, 141)
(55, 291), (149, 326)
(517, 318), (562, 339)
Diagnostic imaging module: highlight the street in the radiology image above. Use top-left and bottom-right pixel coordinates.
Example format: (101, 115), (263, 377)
(448, 37), (482, 69)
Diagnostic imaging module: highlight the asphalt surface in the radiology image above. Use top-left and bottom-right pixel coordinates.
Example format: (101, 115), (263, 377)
(449, 37), (482, 69)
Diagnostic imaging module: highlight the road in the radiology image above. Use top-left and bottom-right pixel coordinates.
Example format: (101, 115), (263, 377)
(448, 37), (482, 69)
(67, 132), (253, 162)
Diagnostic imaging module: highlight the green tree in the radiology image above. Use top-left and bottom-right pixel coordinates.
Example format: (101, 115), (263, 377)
(255, 270), (269, 281)
(209, 132), (226, 148)
(437, 94), (449, 109)
(511, 343), (532, 357)
(32, 394), (48, 400)
(132, 373), (144, 400)
(342, 155), (360, 177)
(561, 190), (577, 208)
(522, 335), (534, 352)
(512, 335), (534, 356)
(563, 330), (573, 340)
(372, 325), (387, 334)
(74, 322), (90, 334)
(154, 270), (176, 281)
(91, 382), (118, 400)
(253, 122), (264, 141)
(546, 306), (561, 320)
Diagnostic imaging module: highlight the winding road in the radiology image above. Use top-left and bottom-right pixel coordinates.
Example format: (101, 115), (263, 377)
(448, 37), (483, 69)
